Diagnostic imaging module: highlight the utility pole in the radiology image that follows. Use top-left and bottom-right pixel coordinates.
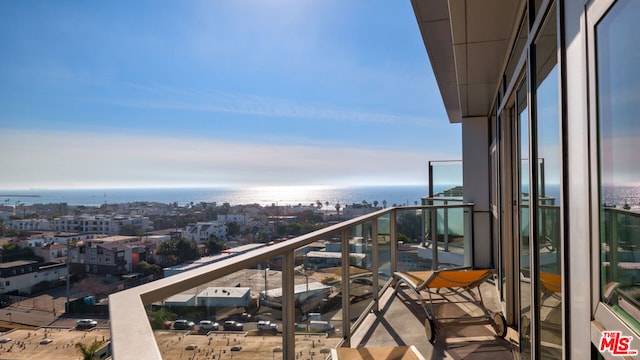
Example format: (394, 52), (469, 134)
(66, 239), (71, 314)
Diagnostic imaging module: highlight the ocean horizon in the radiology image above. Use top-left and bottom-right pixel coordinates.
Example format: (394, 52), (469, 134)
(0, 185), (440, 208)
(3, 184), (639, 211)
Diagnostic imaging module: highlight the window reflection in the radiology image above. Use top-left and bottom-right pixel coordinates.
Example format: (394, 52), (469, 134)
(597, 0), (640, 332)
(517, 79), (532, 358)
(534, 5), (561, 357)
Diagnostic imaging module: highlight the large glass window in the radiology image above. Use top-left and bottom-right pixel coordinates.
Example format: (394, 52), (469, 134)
(597, 0), (640, 331)
(517, 79), (532, 358)
(533, 6), (562, 358)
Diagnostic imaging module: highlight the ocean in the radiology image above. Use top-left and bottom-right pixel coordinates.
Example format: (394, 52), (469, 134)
(2, 185), (638, 211)
(0, 185), (439, 208)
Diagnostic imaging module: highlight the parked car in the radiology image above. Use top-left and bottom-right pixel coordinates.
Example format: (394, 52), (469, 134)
(257, 320), (278, 332)
(173, 319), (195, 330)
(223, 320), (243, 331)
(198, 320), (219, 331)
(39, 338), (53, 345)
(76, 319), (98, 329)
(309, 320), (335, 332)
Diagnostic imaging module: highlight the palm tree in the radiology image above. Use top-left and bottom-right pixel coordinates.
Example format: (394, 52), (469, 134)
(335, 203), (341, 216)
(75, 340), (105, 360)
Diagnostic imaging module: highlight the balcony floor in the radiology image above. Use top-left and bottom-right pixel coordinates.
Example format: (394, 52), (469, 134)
(349, 282), (519, 359)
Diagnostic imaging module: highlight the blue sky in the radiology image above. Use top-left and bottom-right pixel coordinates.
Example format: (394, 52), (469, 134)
(0, 0), (460, 190)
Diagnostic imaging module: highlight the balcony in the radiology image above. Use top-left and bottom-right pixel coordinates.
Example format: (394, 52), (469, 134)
(109, 202), (516, 359)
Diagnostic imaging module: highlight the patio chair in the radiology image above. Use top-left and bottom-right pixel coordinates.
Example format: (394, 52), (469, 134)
(394, 268), (507, 343)
(331, 345), (426, 360)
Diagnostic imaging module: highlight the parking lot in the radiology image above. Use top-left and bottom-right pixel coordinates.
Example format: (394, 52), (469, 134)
(154, 330), (339, 360)
(0, 327), (111, 359)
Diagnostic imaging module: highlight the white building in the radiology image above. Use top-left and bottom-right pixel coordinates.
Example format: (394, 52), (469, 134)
(52, 214), (152, 235)
(182, 222), (227, 243)
(218, 214), (248, 224)
(4, 219), (52, 231)
(0, 260), (67, 294)
(34, 232), (95, 245)
(32, 243), (68, 263)
(196, 287), (251, 307)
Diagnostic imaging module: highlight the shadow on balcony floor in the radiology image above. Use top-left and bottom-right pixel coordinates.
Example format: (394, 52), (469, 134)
(349, 285), (518, 360)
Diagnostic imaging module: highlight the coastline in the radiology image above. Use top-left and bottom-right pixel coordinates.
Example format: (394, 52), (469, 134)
(0, 185), (430, 208)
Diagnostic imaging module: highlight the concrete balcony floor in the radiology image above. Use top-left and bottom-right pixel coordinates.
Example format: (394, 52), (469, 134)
(349, 283), (519, 360)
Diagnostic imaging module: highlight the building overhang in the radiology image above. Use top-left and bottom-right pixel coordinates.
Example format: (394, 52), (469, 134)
(411, 0), (523, 123)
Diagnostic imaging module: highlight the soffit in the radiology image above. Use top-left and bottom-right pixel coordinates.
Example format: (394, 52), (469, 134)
(411, 0), (523, 123)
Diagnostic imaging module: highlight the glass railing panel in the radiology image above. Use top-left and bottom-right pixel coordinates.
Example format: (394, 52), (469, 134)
(396, 208), (431, 272)
(417, 204), (472, 270)
(348, 221), (375, 327)
(429, 160), (463, 197)
(377, 213), (392, 286)
(602, 208), (640, 330)
(293, 231), (343, 358)
(150, 257), (284, 359)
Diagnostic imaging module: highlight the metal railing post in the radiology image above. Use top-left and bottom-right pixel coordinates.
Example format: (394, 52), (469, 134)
(372, 216), (379, 311)
(282, 250), (295, 360)
(431, 206), (439, 270)
(444, 200), (449, 252)
(464, 205), (474, 268)
(341, 228), (351, 346)
(390, 209), (397, 274)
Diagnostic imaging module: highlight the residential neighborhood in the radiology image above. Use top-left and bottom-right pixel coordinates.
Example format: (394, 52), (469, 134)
(0, 199), (387, 300)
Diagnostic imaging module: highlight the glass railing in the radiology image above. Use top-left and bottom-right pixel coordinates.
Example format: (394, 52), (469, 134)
(601, 207), (640, 331)
(109, 204), (475, 360)
(428, 160), (463, 198)
(419, 199), (474, 269)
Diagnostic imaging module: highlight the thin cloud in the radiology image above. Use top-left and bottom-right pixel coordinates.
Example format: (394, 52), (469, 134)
(102, 83), (443, 127)
(0, 129), (454, 189)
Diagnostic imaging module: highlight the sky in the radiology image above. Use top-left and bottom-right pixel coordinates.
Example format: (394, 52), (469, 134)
(0, 0), (461, 190)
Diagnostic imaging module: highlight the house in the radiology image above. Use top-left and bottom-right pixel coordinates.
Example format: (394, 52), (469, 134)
(32, 243), (68, 263)
(52, 214), (152, 235)
(68, 236), (149, 276)
(0, 260), (67, 294)
(4, 219), (52, 231)
(182, 222), (227, 243)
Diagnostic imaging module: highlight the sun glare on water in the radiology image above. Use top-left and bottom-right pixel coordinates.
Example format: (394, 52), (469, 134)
(248, 185), (338, 205)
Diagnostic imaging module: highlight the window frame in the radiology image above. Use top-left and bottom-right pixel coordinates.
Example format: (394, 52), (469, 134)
(588, 0), (640, 350)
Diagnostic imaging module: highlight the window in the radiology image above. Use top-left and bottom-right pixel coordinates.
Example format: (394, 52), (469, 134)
(534, 5), (562, 355)
(597, 0), (640, 330)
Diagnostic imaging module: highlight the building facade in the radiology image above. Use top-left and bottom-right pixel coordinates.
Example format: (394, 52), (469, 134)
(182, 222), (227, 243)
(32, 243), (68, 263)
(68, 236), (149, 276)
(0, 260), (67, 294)
(52, 214), (152, 235)
(412, 0), (639, 358)
(4, 219), (52, 231)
